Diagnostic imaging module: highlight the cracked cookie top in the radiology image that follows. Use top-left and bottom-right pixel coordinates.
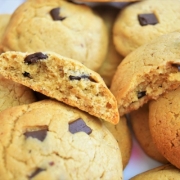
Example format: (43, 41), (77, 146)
(0, 99), (122, 180)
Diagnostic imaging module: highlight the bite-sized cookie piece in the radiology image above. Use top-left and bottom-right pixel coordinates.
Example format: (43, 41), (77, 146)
(113, 0), (180, 56)
(149, 87), (180, 169)
(110, 31), (180, 116)
(94, 5), (124, 87)
(130, 103), (168, 163)
(0, 0), (108, 71)
(0, 14), (11, 41)
(130, 164), (180, 180)
(103, 116), (132, 168)
(0, 99), (122, 180)
(0, 75), (36, 111)
(0, 51), (119, 124)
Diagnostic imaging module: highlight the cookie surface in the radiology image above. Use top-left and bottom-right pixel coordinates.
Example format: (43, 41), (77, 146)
(130, 103), (168, 163)
(149, 87), (180, 169)
(1, 0), (108, 71)
(0, 14), (11, 41)
(0, 99), (122, 180)
(0, 74), (36, 111)
(130, 164), (180, 180)
(94, 5), (124, 87)
(103, 116), (132, 168)
(110, 31), (180, 116)
(0, 51), (119, 124)
(113, 0), (180, 56)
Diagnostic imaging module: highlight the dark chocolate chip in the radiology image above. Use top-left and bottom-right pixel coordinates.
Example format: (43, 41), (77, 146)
(137, 91), (146, 99)
(69, 118), (92, 135)
(29, 168), (45, 179)
(50, 7), (66, 21)
(138, 13), (158, 26)
(69, 75), (96, 82)
(22, 71), (31, 78)
(24, 129), (47, 141)
(24, 52), (48, 64)
(172, 64), (180, 71)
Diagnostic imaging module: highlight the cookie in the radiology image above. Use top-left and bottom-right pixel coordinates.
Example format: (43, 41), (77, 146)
(0, 51), (119, 124)
(130, 103), (168, 163)
(130, 164), (180, 180)
(0, 74), (36, 111)
(149, 87), (180, 169)
(94, 5), (124, 87)
(0, 0), (108, 71)
(103, 116), (132, 168)
(110, 31), (180, 116)
(0, 99), (123, 180)
(113, 0), (180, 56)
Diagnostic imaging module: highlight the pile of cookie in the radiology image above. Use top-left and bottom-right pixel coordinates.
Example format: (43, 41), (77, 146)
(1, 0), (180, 179)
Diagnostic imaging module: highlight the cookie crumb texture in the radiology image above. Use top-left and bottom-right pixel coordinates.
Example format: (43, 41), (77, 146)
(110, 31), (180, 116)
(0, 51), (119, 124)
(1, 0), (108, 71)
(0, 100), (122, 180)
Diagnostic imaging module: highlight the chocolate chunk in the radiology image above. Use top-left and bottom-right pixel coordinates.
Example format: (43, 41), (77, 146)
(24, 52), (48, 64)
(50, 7), (66, 21)
(69, 75), (96, 82)
(29, 168), (45, 179)
(69, 118), (92, 135)
(172, 64), (180, 71)
(22, 71), (31, 78)
(138, 13), (158, 26)
(24, 129), (47, 141)
(137, 91), (146, 99)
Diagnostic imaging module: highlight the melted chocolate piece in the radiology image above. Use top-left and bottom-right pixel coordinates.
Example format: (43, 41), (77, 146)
(22, 71), (31, 78)
(137, 91), (146, 99)
(138, 13), (158, 26)
(69, 75), (96, 82)
(69, 118), (92, 135)
(50, 7), (66, 21)
(24, 129), (47, 141)
(29, 168), (45, 179)
(24, 52), (48, 64)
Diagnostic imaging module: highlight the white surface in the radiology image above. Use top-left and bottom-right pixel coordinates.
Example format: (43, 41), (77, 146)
(0, 0), (161, 179)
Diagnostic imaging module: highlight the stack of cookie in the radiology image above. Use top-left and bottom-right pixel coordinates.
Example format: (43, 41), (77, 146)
(0, 0), (134, 179)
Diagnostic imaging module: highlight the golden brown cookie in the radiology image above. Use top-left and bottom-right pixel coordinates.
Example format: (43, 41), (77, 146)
(0, 51), (119, 124)
(130, 164), (180, 180)
(0, 14), (11, 41)
(1, 0), (108, 71)
(113, 0), (180, 56)
(0, 99), (123, 180)
(94, 5), (124, 87)
(103, 116), (132, 168)
(110, 31), (180, 116)
(149, 87), (180, 169)
(130, 103), (168, 163)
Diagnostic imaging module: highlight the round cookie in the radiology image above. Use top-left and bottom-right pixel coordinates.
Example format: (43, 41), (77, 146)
(94, 5), (124, 87)
(103, 116), (132, 169)
(0, 0), (108, 71)
(110, 31), (180, 116)
(130, 164), (180, 180)
(130, 103), (168, 163)
(113, 0), (180, 56)
(149, 87), (180, 169)
(0, 51), (119, 124)
(0, 74), (36, 111)
(0, 99), (123, 180)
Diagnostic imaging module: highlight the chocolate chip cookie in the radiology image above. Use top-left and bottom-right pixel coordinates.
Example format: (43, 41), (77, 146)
(0, 51), (119, 124)
(0, 0), (108, 71)
(0, 99), (122, 180)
